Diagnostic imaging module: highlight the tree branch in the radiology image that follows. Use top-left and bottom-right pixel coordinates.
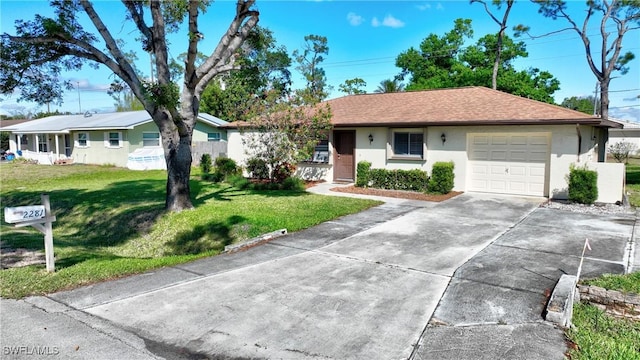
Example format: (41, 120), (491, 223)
(121, 0), (152, 41)
(184, 0), (200, 89)
(150, 0), (170, 85)
(471, 0), (502, 25)
(195, 0), (259, 94)
(79, 0), (143, 100)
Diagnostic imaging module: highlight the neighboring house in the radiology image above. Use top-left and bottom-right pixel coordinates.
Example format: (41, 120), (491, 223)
(609, 118), (640, 154)
(5, 111), (228, 168)
(227, 86), (624, 203)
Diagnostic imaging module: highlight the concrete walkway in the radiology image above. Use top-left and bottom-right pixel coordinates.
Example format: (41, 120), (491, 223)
(1, 186), (636, 359)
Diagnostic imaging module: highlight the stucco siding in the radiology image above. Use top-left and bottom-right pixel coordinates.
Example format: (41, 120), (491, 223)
(71, 130), (130, 167)
(591, 162), (625, 203)
(194, 122), (227, 142)
(227, 129), (250, 167)
(128, 122), (159, 152)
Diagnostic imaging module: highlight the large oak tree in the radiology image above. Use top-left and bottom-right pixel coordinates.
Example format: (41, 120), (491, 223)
(0, 0), (259, 212)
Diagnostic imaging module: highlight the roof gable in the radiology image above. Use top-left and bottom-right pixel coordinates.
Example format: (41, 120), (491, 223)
(326, 87), (605, 127)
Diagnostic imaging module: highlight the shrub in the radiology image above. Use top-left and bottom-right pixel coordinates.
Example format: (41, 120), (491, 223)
(227, 174), (250, 190)
(568, 165), (598, 204)
(203, 171), (224, 183)
(368, 168), (428, 191)
(246, 157), (269, 180)
(356, 161), (371, 187)
(273, 162), (296, 183)
(609, 141), (637, 164)
(214, 157), (239, 178)
(428, 161), (455, 194)
(281, 177), (306, 191)
(200, 154), (212, 175)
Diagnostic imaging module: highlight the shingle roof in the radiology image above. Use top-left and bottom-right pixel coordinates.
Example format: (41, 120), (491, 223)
(326, 86), (616, 127)
(4, 110), (228, 133)
(0, 118), (32, 129)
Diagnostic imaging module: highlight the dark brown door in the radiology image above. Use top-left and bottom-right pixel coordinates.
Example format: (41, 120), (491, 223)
(333, 130), (355, 182)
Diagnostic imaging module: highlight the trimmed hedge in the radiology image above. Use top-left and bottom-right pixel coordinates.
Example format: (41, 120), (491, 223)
(568, 166), (598, 204)
(356, 161), (372, 187)
(368, 168), (428, 192)
(428, 161), (455, 194)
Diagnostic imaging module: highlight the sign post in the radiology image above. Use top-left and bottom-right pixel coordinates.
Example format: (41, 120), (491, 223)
(4, 194), (57, 272)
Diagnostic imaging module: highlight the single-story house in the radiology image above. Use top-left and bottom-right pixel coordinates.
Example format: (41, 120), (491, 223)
(609, 118), (640, 154)
(4, 110), (228, 168)
(226, 86), (624, 203)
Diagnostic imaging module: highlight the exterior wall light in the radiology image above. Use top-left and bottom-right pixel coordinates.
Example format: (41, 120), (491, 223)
(368, 133), (374, 144)
(441, 133), (446, 145)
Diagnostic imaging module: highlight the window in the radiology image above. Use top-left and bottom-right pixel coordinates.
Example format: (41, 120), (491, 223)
(393, 132), (424, 158)
(76, 132), (89, 147)
(104, 132), (122, 148)
(207, 132), (221, 142)
(37, 134), (48, 152)
(143, 132), (160, 147)
(311, 139), (329, 163)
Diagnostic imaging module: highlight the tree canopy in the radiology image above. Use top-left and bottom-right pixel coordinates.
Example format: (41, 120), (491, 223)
(374, 79), (405, 93)
(199, 26), (292, 122)
(339, 78), (367, 95)
(561, 96), (597, 115)
(293, 35), (331, 103)
(396, 18), (560, 103)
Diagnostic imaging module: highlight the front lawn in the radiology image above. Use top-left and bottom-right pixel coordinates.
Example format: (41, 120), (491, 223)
(567, 302), (640, 360)
(567, 272), (640, 360)
(626, 163), (640, 206)
(0, 163), (381, 298)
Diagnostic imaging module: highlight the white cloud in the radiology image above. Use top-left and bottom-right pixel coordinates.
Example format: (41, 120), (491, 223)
(372, 14), (405, 28)
(436, 2), (445, 11)
(347, 12), (365, 26)
(69, 78), (111, 92)
(416, 3), (431, 11)
(610, 107), (640, 123)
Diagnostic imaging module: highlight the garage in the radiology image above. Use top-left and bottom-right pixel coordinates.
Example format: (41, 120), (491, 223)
(467, 132), (551, 197)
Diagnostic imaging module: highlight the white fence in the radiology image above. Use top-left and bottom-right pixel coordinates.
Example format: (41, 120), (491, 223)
(20, 150), (56, 165)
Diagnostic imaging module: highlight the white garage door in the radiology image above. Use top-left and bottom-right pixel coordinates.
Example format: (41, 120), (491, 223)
(467, 133), (550, 197)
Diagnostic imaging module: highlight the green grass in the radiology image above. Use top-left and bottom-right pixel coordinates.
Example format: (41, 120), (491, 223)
(582, 272), (640, 294)
(0, 163), (381, 298)
(624, 163), (640, 207)
(567, 302), (640, 360)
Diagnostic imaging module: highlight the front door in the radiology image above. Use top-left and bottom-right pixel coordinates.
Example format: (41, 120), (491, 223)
(333, 130), (355, 182)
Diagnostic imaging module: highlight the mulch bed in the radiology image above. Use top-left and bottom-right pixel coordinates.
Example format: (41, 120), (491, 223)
(330, 185), (462, 202)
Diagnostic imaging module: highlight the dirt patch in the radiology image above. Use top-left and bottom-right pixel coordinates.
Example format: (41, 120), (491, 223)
(330, 186), (462, 202)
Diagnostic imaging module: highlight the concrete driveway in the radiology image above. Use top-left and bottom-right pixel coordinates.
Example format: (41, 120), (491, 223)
(2, 192), (636, 359)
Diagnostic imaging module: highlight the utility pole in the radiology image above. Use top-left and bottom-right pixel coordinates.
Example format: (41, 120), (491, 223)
(77, 81), (82, 114)
(592, 82), (599, 116)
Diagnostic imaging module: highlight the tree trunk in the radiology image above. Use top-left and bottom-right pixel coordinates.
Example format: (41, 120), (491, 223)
(492, 34), (503, 90)
(164, 129), (194, 211)
(600, 79), (609, 121)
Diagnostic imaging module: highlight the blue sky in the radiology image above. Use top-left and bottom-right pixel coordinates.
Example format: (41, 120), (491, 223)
(1, 0), (639, 121)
